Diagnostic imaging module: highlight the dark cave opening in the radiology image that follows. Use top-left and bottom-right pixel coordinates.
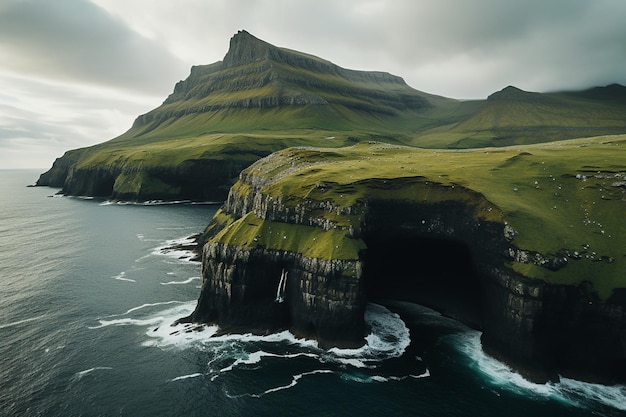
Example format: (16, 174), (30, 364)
(362, 235), (484, 330)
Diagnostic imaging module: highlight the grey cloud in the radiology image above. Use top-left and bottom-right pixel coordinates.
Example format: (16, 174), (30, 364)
(2, 0), (626, 168)
(155, 0), (625, 97)
(0, 0), (188, 94)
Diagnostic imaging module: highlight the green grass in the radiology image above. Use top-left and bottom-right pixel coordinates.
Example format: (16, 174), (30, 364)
(414, 89), (626, 148)
(211, 135), (626, 298)
(213, 211), (366, 260)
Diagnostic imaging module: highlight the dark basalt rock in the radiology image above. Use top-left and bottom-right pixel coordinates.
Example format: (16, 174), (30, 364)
(189, 243), (365, 348)
(40, 157), (254, 201)
(188, 165), (626, 385)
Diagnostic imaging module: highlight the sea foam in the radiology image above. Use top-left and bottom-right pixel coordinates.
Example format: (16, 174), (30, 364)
(448, 330), (626, 412)
(94, 300), (422, 395)
(74, 367), (113, 380)
(160, 277), (201, 286)
(151, 236), (199, 263)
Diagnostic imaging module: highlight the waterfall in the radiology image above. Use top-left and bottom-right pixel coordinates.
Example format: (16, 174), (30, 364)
(275, 269), (288, 303)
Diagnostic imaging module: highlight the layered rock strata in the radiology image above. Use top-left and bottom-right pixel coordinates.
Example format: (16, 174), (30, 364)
(187, 146), (626, 384)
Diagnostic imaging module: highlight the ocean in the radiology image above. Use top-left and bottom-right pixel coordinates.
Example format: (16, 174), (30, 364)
(1, 169), (625, 417)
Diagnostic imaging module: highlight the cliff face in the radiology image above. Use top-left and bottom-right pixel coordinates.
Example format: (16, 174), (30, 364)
(37, 149), (257, 201)
(188, 142), (626, 384)
(193, 243), (365, 348)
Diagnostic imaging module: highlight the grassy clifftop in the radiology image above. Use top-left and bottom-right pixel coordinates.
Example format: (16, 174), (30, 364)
(210, 135), (625, 298)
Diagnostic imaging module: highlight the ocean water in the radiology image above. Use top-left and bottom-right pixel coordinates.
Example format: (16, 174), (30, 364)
(1, 169), (625, 417)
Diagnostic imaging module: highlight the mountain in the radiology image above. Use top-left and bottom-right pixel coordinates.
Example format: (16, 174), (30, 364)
(36, 30), (626, 202)
(130, 30), (450, 135)
(413, 84), (626, 148)
(36, 30), (467, 201)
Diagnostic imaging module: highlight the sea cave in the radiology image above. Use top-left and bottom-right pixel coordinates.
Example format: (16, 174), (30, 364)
(361, 234), (484, 331)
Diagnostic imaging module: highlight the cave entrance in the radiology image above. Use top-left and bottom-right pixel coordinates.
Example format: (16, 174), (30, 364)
(362, 235), (484, 330)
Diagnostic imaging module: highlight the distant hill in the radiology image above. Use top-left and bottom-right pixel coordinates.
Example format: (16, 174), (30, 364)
(414, 84), (626, 148)
(36, 30), (626, 201)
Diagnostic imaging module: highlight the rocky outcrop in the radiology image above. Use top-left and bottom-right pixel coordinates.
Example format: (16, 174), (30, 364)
(38, 156), (256, 201)
(191, 243), (365, 348)
(36, 149), (85, 189)
(188, 147), (626, 385)
(481, 267), (626, 384)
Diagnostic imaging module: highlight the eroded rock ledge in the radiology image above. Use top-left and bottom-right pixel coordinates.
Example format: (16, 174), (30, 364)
(186, 143), (626, 384)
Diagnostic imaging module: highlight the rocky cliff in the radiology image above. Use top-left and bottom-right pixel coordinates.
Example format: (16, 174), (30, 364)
(187, 140), (626, 384)
(40, 150), (256, 201)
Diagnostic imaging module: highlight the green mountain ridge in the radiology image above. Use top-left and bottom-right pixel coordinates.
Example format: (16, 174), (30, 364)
(128, 30), (453, 138)
(37, 30), (626, 202)
(413, 84), (626, 148)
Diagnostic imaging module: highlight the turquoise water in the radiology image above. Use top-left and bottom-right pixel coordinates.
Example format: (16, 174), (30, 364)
(1, 170), (624, 417)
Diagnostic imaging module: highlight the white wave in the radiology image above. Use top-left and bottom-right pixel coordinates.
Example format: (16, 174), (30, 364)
(449, 329), (626, 413)
(136, 299), (322, 349)
(558, 377), (626, 411)
(112, 272), (136, 283)
(136, 302), (424, 394)
(122, 301), (187, 315)
(160, 277), (201, 286)
(44, 345), (66, 354)
(146, 320), (318, 351)
(160, 236), (197, 247)
(143, 200), (192, 206)
(0, 314), (47, 330)
(340, 373), (387, 383)
(142, 302), (409, 367)
(215, 350), (319, 376)
(339, 368), (430, 384)
(327, 303), (410, 367)
(75, 367), (112, 379)
(451, 331), (557, 397)
(99, 199), (196, 206)
(99, 301), (189, 320)
(88, 317), (165, 329)
(216, 350), (279, 374)
(134, 254), (151, 262)
(253, 370), (335, 397)
(412, 368), (431, 379)
(152, 235), (198, 263)
(224, 369), (334, 398)
(135, 234), (158, 243)
(170, 373), (203, 382)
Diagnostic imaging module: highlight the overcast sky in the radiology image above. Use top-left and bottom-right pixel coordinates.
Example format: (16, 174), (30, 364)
(2, 0), (625, 169)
